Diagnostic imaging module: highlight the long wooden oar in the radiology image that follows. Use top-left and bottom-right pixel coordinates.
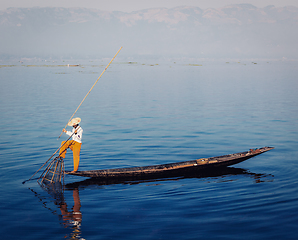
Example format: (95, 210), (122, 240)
(58, 46), (123, 139)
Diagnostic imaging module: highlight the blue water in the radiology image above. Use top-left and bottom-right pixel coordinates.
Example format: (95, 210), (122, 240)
(1, 59), (298, 239)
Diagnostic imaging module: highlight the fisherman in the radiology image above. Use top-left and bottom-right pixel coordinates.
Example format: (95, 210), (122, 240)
(59, 117), (83, 173)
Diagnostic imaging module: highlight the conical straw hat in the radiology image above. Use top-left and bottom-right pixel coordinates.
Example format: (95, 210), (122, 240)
(68, 117), (81, 126)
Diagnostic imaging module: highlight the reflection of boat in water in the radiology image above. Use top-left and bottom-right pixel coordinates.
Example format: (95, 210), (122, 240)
(65, 166), (274, 190)
(30, 164), (273, 239)
(66, 147), (274, 180)
(29, 147), (274, 239)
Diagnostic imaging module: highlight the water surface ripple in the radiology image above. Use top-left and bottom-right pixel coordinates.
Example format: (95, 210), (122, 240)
(1, 60), (297, 239)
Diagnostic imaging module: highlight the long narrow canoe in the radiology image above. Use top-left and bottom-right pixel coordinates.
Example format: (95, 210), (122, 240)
(67, 147), (274, 179)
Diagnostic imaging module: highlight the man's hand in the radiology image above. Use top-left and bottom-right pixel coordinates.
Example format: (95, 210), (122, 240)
(62, 129), (67, 133)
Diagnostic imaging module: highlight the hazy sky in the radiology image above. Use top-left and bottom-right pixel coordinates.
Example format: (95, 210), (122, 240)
(1, 0), (298, 12)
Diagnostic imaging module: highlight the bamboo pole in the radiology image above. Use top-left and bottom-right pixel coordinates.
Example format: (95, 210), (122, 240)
(58, 46), (123, 139)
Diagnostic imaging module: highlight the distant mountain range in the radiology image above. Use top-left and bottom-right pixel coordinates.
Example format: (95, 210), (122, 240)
(0, 4), (297, 59)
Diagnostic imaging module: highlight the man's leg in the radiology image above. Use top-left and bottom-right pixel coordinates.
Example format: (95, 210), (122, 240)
(59, 141), (70, 158)
(71, 142), (82, 172)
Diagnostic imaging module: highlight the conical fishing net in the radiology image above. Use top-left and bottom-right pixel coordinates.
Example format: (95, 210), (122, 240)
(38, 156), (65, 186)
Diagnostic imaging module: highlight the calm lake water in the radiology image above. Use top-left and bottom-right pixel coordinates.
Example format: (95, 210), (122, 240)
(1, 59), (298, 239)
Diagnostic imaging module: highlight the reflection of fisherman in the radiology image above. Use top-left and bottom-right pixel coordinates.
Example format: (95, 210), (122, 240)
(59, 188), (82, 237)
(60, 117), (83, 173)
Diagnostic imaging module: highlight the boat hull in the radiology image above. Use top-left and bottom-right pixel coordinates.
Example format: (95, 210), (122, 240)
(66, 147), (274, 179)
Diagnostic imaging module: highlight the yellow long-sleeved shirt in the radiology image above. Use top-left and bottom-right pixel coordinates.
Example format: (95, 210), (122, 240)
(66, 126), (83, 143)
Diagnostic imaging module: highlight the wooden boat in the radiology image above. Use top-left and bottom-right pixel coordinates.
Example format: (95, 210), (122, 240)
(66, 147), (274, 179)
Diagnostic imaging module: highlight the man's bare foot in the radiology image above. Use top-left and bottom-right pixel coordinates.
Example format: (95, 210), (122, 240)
(70, 170), (77, 174)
